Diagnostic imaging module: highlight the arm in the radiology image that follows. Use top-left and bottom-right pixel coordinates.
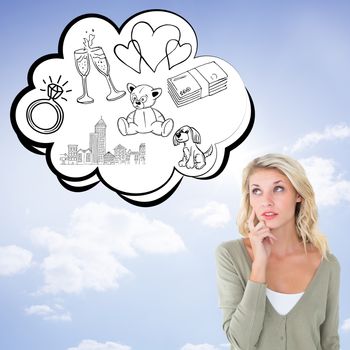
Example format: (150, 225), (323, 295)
(215, 244), (266, 349)
(320, 255), (340, 350)
(152, 108), (165, 122)
(126, 110), (135, 123)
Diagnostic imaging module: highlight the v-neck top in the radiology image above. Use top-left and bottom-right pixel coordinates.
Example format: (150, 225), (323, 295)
(266, 288), (304, 316)
(215, 239), (340, 350)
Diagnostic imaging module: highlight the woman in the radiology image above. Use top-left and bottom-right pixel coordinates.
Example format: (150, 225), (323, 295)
(216, 154), (340, 350)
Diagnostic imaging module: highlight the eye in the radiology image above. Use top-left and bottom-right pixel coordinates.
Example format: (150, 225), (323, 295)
(251, 188), (262, 195)
(140, 95), (148, 103)
(131, 94), (136, 102)
(185, 130), (189, 134)
(274, 185), (284, 192)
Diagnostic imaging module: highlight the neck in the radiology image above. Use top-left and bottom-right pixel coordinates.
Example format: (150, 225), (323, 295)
(269, 221), (302, 257)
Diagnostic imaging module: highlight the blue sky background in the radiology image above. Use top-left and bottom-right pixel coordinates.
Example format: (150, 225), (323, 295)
(1, 1), (350, 350)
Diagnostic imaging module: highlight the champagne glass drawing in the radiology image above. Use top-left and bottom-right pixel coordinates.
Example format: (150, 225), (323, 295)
(90, 46), (126, 101)
(74, 48), (94, 104)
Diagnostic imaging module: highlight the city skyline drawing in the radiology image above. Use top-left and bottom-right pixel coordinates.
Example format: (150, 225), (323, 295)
(60, 117), (146, 165)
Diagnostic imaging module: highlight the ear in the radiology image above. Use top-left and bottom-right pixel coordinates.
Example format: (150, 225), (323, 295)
(127, 83), (136, 93)
(296, 193), (303, 203)
(173, 134), (179, 146)
(151, 88), (162, 99)
(191, 127), (201, 144)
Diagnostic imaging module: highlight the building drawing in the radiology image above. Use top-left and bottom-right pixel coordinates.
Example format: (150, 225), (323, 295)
(77, 149), (93, 164)
(60, 117), (146, 166)
(95, 118), (106, 164)
(114, 144), (127, 164)
(89, 132), (98, 164)
(104, 151), (115, 165)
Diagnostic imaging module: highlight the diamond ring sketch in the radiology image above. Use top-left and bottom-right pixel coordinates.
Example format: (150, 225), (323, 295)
(75, 34), (126, 104)
(26, 83), (65, 134)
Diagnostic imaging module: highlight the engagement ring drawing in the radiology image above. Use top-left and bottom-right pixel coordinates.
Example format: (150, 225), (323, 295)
(26, 83), (64, 134)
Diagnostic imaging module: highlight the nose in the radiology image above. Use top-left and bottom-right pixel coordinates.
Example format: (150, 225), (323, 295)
(261, 193), (274, 207)
(135, 101), (141, 106)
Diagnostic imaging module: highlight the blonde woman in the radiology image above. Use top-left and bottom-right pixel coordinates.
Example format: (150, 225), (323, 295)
(216, 154), (340, 350)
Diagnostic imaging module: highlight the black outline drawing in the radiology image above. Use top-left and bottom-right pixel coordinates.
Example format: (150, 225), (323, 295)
(118, 83), (174, 137)
(60, 117), (146, 165)
(167, 61), (228, 107)
(75, 33), (126, 103)
(173, 125), (213, 170)
(11, 11), (255, 207)
(26, 76), (71, 134)
(114, 21), (192, 73)
(113, 40), (142, 74)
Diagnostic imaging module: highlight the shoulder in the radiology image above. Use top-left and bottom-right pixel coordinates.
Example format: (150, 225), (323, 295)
(324, 252), (341, 274)
(322, 252), (341, 294)
(215, 239), (244, 264)
(216, 239), (242, 254)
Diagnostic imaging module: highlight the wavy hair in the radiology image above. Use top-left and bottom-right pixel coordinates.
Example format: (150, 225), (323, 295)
(236, 153), (329, 259)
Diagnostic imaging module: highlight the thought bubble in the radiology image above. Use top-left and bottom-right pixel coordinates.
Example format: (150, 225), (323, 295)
(11, 10), (254, 206)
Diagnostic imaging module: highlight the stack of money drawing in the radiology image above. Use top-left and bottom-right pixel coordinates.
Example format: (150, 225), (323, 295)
(167, 61), (228, 107)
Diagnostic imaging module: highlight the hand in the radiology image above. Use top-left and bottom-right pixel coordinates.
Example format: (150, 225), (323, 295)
(247, 209), (277, 265)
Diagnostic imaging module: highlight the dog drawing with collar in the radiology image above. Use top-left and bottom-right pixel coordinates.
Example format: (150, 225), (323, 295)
(118, 83), (174, 137)
(173, 125), (213, 170)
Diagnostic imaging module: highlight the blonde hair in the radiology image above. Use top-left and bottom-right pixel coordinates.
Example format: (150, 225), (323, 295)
(237, 153), (329, 259)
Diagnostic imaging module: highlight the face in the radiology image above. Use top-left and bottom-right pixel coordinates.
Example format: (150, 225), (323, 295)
(248, 168), (302, 230)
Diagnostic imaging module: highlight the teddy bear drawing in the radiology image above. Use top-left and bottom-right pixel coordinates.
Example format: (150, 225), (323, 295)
(117, 83), (174, 137)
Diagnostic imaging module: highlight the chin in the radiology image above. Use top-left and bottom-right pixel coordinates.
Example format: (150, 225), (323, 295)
(264, 220), (281, 230)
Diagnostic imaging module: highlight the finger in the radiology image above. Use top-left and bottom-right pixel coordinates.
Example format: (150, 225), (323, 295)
(247, 209), (256, 232)
(257, 231), (277, 242)
(254, 221), (266, 231)
(248, 230), (271, 243)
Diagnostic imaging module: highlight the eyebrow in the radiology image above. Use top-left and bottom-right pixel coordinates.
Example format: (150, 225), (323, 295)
(251, 180), (284, 187)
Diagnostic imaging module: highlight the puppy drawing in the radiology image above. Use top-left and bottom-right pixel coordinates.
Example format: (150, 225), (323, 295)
(118, 83), (174, 137)
(173, 125), (213, 170)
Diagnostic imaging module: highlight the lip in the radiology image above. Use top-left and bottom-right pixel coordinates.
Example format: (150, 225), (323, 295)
(261, 211), (278, 220)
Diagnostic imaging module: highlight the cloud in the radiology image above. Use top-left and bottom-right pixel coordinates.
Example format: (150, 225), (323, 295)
(25, 304), (71, 321)
(190, 201), (231, 228)
(300, 157), (350, 206)
(181, 344), (219, 350)
(0, 245), (32, 276)
(341, 318), (350, 332)
(12, 10), (253, 206)
(289, 123), (350, 152)
(31, 202), (185, 294)
(67, 340), (131, 350)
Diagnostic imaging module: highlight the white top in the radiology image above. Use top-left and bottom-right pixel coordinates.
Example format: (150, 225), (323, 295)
(266, 288), (304, 315)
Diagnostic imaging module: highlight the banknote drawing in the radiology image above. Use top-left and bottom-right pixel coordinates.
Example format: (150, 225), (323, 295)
(167, 61), (228, 107)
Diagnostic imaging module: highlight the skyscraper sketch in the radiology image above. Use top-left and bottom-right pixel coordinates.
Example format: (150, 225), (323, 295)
(95, 117), (106, 164)
(60, 117), (146, 165)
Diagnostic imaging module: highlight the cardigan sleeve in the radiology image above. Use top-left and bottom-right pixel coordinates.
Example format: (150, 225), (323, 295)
(215, 244), (266, 349)
(320, 254), (340, 350)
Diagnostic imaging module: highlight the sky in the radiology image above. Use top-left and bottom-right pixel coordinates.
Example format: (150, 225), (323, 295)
(1, 1), (350, 349)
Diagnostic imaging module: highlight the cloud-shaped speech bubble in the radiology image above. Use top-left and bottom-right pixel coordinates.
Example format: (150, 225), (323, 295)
(11, 10), (254, 206)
